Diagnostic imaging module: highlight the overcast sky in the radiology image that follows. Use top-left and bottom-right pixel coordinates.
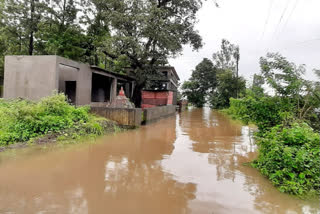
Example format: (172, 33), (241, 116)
(169, 0), (320, 83)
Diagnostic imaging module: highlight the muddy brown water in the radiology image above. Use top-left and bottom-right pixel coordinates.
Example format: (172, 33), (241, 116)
(0, 108), (319, 214)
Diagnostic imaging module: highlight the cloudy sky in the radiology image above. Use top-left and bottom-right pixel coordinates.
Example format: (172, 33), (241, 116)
(169, 0), (320, 83)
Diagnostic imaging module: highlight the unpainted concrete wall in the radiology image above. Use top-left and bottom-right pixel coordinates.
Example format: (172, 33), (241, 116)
(3, 56), (93, 105)
(56, 56), (92, 106)
(91, 107), (142, 127)
(143, 105), (176, 123)
(4, 56), (58, 100)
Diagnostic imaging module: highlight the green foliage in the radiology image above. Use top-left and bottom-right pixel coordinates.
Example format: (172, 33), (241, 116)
(260, 53), (305, 97)
(0, 94), (110, 145)
(181, 58), (217, 107)
(252, 123), (320, 197)
(227, 96), (293, 132)
(225, 57), (320, 197)
(1, 0), (211, 106)
(251, 74), (265, 98)
(182, 40), (245, 109)
(209, 69), (246, 109)
(191, 58), (217, 92)
(181, 80), (206, 107)
(212, 39), (240, 71)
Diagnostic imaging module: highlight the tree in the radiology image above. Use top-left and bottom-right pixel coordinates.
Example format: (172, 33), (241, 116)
(208, 69), (246, 109)
(212, 39), (240, 72)
(181, 58), (217, 107)
(88, 0), (206, 106)
(191, 58), (217, 93)
(1, 0), (47, 55)
(36, 0), (88, 61)
(259, 53), (305, 98)
(181, 80), (206, 108)
(212, 39), (240, 96)
(251, 74), (265, 98)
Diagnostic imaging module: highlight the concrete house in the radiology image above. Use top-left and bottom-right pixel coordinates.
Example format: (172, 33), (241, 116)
(3, 55), (135, 106)
(141, 66), (180, 109)
(3, 55), (180, 126)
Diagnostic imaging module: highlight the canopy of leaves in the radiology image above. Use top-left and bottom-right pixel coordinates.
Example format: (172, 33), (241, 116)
(181, 80), (206, 108)
(0, 0), (211, 105)
(182, 39), (246, 109)
(209, 69), (246, 109)
(260, 53), (306, 97)
(212, 39), (240, 72)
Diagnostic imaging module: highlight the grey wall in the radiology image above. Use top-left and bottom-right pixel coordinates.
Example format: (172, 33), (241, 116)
(4, 56), (58, 100)
(143, 105), (176, 124)
(56, 56), (92, 106)
(3, 55), (93, 105)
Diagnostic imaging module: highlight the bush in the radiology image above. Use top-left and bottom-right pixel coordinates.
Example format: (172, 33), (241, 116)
(227, 96), (293, 132)
(0, 94), (97, 145)
(252, 123), (320, 196)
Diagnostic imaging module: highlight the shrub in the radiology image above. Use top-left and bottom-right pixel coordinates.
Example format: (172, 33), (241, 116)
(252, 123), (320, 196)
(227, 96), (293, 132)
(0, 94), (95, 145)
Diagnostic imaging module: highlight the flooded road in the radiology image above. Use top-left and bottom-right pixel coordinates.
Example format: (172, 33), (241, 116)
(0, 108), (319, 214)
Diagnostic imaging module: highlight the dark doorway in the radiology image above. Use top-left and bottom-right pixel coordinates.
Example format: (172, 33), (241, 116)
(65, 81), (77, 105)
(91, 73), (112, 102)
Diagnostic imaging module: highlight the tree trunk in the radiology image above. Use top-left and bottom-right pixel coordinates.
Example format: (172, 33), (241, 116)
(236, 54), (239, 98)
(132, 83), (144, 108)
(28, 0), (35, 55)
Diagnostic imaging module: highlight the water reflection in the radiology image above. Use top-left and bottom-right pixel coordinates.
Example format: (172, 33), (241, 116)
(168, 108), (319, 214)
(0, 108), (319, 214)
(0, 116), (196, 214)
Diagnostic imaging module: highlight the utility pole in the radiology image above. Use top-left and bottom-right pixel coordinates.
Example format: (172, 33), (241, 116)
(235, 46), (240, 98)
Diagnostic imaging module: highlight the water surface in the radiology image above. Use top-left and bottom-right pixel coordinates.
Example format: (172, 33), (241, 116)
(0, 108), (319, 213)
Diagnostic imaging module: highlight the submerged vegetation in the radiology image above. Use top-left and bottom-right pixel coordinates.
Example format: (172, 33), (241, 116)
(0, 94), (119, 147)
(183, 46), (320, 197)
(227, 96), (320, 197)
(224, 53), (320, 197)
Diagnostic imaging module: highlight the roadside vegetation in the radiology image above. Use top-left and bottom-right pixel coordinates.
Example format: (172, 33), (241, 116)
(0, 93), (119, 147)
(226, 53), (320, 197)
(182, 44), (320, 197)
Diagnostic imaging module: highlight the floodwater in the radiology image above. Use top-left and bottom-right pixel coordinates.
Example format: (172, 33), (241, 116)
(0, 108), (319, 214)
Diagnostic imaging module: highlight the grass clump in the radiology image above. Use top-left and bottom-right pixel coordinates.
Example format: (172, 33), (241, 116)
(0, 93), (118, 146)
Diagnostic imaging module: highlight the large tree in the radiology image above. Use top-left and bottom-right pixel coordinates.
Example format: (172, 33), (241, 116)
(191, 58), (217, 93)
(88, 0), (206, 106)
(181, 58), (217, 107)
(1, 0), (47, 55)
(181, 80), (206, 108)
(260, 52), (305, 98)
(182, 39), (245, 109)
(259, 53), (320, 129)
(212, 39), (240, 97)
(36, 0), (88, 61)
(208, 69), (246, 109)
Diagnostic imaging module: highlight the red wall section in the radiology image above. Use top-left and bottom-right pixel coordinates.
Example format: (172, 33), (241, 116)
(141, 91), (174, 109)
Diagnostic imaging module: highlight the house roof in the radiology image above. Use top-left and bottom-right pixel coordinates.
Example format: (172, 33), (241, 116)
(124, 66), (180, 81)
(90, 66), (136, 81)
(158, 66), (180, 81)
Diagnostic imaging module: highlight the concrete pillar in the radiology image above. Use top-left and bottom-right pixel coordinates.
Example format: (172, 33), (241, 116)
(131, 81), (135, 98)
(125, 83), (130, 98)
(111, 77), (117, 102)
